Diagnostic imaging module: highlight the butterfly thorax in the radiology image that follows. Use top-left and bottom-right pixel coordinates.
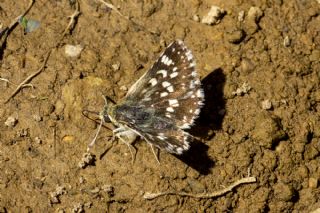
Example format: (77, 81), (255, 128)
(106, 103), (154, 127)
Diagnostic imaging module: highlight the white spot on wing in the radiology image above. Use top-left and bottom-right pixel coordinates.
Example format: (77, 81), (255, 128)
(170, 72), (178, 78)
(176, 147), (183, 154)
(168, 99), (178, 105)
(157, 135), (167, 140)
(196, 89), (204, 98)
(166, 107), (174, 112)
(157, 69), (167, 78)
(160, 92), (168, 97)
(161, 55), (173, 65)
(167, 85), (174, 92)
(180, 123), (190, 129)
(191, 71), (197, 77)
(190, 81), (196, 89)
(149, 78), (157, 86)
(186, 50), (193, 61)
(162, 81), (171, 88)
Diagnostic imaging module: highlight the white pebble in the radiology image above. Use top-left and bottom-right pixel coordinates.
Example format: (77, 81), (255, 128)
(238, 11), (245, 22)
(283, 36), (291, 47)
(193, 14), (200, 22)
(247, 7), (263, 22)
(201, 6), (226, 25)
(34, 137), (42, 144)
(232, 82), (252, 96)
(112, 62), (120, 71)
(261, 99), (272, 110)
(120, 85), (128, 91)
(5, 116), (17, 127)
(65, 44), (83, 57)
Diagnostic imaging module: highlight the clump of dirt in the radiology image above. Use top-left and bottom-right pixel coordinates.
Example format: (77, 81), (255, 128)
(0, 0), (319, 212)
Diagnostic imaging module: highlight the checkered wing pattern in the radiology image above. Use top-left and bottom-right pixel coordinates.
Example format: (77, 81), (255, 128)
(116, 40), (204, 154)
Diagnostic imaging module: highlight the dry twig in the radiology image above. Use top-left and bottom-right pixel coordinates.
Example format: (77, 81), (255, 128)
(61, 0), (81, 39)
(96, 0), (129, 19)
(143, 176), (257, 200)
(4, 50), (51, 103)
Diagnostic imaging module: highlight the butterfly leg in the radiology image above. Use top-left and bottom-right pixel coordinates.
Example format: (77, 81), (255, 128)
(113, 127), (137, 163)
(149, 144), (160, 165)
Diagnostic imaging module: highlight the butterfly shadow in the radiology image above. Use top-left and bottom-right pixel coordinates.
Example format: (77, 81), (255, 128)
(173, 68), (226, 175)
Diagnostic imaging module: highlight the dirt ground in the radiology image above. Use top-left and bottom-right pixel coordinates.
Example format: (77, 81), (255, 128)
(0, 0), (319, 212)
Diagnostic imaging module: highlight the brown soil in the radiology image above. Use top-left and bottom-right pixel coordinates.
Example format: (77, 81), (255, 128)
(0, 0), (320, 212)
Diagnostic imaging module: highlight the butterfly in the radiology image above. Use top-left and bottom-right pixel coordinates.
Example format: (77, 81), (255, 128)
(94, 40), (204, 156)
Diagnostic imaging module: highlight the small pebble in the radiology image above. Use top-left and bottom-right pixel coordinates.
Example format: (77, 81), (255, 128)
(309, 177), (318, 188)
(34, 137), (42, 144)
(227, 29), (245, 44)
(5, 116), (17, 127)
(120, 85), (128, 91)
(17, 129), (28, 137)
(238, 11), (245, 22)
(261, 99), (272, 110)
(201, 5), (225, 25)
(50, 186), (66, 204)
(78, 152), (96, 169)
(102, 184), (115, 197)
(62, 135), (75, 143)
(192, 14), (200, 22)
(90, 187), (100, 194)
(112, 62), (120, 71)
(247, 7), (263, 22)
(72, 203), (84, 213)
(84, 202), (92, 208)
(33, 114), (42, 122)
(65, 44), (84, 57)
(283, 36), (291, 47)
(232, 82), (252, 96)
(79, 177), (85, 184)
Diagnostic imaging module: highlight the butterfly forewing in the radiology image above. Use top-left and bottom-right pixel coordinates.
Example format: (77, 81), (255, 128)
(113, 40), (204, 154)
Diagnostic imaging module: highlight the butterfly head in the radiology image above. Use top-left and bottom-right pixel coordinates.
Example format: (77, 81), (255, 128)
(100, 96), (118, 124)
